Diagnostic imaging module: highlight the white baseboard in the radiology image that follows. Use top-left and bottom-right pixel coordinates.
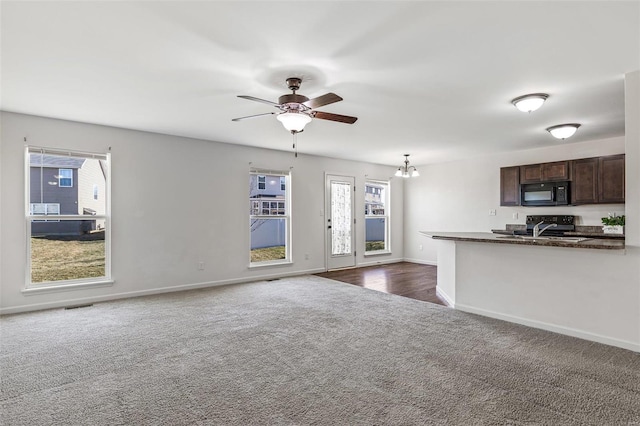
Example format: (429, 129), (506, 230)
(455, 303), (640, 353)
(436, 286), (454, 308)
(0, 268), (326, 315)
(357, 257), (405, 268)
(403, 257), (437, 266)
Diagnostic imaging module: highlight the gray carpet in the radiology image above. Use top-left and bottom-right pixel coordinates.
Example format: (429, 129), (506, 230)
(1, 275), (639, 425)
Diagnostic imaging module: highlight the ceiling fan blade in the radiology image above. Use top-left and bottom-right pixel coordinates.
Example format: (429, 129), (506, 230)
(237, 95), (281, 107)
(232, 112), (276, 121)
(313, 111), (358, 124)
(303, 93), (343, 109)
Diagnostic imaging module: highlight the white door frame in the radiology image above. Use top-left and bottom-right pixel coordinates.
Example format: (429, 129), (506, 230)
(325, 173), (356, 271)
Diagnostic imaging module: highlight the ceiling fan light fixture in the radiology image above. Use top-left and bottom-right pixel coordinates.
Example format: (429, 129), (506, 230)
(395, 168), (403, 177)
(411, 168), (420, 178)
(277, 111), (312, 132)
(512, 93), (549, 113)
(546, 123), (581, 140)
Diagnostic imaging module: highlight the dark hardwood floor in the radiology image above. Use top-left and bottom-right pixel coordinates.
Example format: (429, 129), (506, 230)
(315, 262), (447, 306)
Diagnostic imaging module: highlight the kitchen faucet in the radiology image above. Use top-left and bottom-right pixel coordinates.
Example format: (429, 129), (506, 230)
(533, 221), (557, 237)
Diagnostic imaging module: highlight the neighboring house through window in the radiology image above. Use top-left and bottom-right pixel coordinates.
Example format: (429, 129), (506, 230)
(365, 180), (390, 253)
(26, 147), (111, 288)
(249, 171), (291, 265)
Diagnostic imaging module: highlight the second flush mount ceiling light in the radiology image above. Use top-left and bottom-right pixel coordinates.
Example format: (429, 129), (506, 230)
(546, 123), (581, 140)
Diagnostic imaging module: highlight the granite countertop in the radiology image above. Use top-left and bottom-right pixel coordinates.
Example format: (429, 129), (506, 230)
(420, 231), (625, 250)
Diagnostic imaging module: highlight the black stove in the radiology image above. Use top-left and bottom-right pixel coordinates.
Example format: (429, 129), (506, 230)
(515, 215), (576, 236)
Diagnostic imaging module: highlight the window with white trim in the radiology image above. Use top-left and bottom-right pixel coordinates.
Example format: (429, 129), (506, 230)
(249, 171), (290, 265)
(58, 168), (73, 187)
(26, 147), (110, 287)
(365, 180), (390, 253)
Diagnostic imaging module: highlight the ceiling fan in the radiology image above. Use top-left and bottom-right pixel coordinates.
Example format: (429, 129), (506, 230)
(232, 77), (358, 133)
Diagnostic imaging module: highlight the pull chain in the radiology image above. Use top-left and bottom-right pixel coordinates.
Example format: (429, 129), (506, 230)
(291, 130), (298, 158)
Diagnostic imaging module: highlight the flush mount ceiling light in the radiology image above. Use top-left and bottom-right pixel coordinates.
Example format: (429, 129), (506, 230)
(546, 123), (581, 140)
(276, 111), (313, 133)
(395, 154), (419, 178)
(511, 93), (549, 113)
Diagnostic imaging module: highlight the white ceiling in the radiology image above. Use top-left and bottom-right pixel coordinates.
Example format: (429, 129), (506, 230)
(2, 1), (639, 166)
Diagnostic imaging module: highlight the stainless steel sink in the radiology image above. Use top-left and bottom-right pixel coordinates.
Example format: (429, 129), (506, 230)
(497, 235), (590, 243)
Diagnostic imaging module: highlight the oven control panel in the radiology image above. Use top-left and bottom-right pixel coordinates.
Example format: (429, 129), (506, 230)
(525, 215), (576, 234)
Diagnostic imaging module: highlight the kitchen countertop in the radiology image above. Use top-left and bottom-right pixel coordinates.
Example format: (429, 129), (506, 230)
(420, 231), (625, 250)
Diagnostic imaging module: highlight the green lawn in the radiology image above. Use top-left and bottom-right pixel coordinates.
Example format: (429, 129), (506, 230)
(31, 237), (105, 283)
(251, 246), (285, 263)
(365, 241), (385, 251)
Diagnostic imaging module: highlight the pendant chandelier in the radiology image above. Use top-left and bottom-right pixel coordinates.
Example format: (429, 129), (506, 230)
(395, 154), (419, 178)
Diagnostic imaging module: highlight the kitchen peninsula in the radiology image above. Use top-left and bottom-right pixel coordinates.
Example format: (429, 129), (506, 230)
(420, 230), (637, 352)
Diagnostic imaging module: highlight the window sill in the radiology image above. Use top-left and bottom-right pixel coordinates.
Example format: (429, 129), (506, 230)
(249, 260), (293, 269)
(22, 279), (114, 296)
(364, 250), (392, 257)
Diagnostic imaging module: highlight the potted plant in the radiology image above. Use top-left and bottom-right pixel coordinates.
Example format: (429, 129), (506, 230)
(601, 213), (625, 234)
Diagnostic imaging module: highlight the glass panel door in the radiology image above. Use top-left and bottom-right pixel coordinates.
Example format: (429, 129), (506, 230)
(331, 181), (352, 255)
(326, 174), (356, 270)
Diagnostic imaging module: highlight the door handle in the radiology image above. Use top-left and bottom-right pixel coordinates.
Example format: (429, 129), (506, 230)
(327, 226), (332, 229)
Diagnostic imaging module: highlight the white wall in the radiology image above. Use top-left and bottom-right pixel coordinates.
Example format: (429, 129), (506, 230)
(0, 112), (403, 313)
(625, 70), (640, 246)
(404, 137), (626, 264)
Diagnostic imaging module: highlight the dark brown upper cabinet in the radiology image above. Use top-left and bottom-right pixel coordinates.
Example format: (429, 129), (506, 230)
(500, 166), (520, 206)
(570, 154), (625, 205)
(502, 155), (624, 207)
(598, 154), (625, 204)
(520, 161), (570, 184)
(571, 158), (598, 204)
(543, 161), (571, 181)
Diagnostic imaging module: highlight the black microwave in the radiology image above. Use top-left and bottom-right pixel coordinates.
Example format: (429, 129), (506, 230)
(521, 181), (570, 206)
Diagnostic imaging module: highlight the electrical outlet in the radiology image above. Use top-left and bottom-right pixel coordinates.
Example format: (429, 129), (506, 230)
(197, 262), (205, 270)
(489, 209), (497, 216)
(512, 212), (518, 219)
(419, 244), (423, 251)
(304, 254), (309, 260)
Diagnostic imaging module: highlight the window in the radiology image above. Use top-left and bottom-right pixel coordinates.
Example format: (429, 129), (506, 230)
(365, 180), (389, 253)
(58, 168), (73, 187)
(249, 171), (290, 265)
(26, 147), (110, 289)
